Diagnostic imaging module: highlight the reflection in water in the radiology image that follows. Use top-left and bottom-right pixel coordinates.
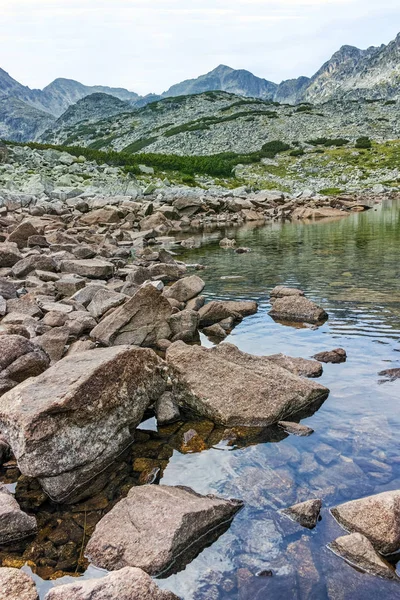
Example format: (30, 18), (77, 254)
(1, 200), (400, 599)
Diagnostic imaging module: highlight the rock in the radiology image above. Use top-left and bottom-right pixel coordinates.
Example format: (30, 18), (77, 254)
(270, 286), (304, 298)
(202, 323), (228, 339)
(328, 533), (398, 579)
(198, 300), (258, 327)
(0, 243), (22, 267)
(86, 484), (243, 575)
(55, 275), (86, 297)
(0, 485), (37, 543)
(60, 259), (114, 279)
(168, 309), (199, 342)
(67, 311), (97, 337)
(44, 567), (179, 600)
(292, 207), (347, 219)
(91, 285), (172, 347)
(88, 289), (127, 319)
(164, 275), (205, 303)
(0, 334), (49, 393)
(155, 391), (181, 425)
(278, 421), (314, 436)
(269, 296), (328, 324)
(166, 342), (329, 426)
(34, 326), (69, 363)
(27, 235), (48, 248)
(313, 348), (347, 363)
(0, 567), (39, 600)
(219, 238), (236, 247)
(8, 222), (40, 249)
(0, 346), (166, 502)
(186, 295), (205, 311)
(0, 277), (20, 299)
(12, 255), (56, 278)
(378, 368), (400, 381)
(80, 206), (121, 225)
(265, 354), (323, 378)
(281, 499), (322, 529)
(331, 490), (400, 554)
(148, 262), (185, 283)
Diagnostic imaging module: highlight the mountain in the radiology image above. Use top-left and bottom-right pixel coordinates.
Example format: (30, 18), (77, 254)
(52, 93), (132, 129)
(163, 65), (278, 100)
(0, 68), (139, 117)
(0, 97), (55, 142)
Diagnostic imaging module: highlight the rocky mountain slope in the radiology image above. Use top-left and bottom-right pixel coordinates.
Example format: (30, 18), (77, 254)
(40, 90), (400, 158)
(163, 64), (277, 100)
(0, 97), (55, 142)
(0, 68), (139, 117)
(52, 93), (133, 130)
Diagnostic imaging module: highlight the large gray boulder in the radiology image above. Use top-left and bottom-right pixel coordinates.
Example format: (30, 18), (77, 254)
(166, 342), (329, 426)
(164, 275), (205, 303)
(0, 346), (167, 502)
(269, 295), (328, 324)
(86, 485), (242, 575)
(0, 567), (38, 600)
(44, 567), (179, 600)
(0, 243), (22, 267)
(331, 490), (400, 554)
(0, 485), (37, 543)
(60, 258), (114, 279)
(328, 533), (398, 579)
(91, 285), (172, 347)
(198, 300), (258, 327)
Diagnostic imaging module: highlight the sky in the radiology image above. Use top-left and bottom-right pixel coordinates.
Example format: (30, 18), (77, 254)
(1, 0), (400, 95)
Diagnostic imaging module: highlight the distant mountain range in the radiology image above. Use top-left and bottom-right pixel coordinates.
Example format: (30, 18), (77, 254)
(1, 31), (400, 141)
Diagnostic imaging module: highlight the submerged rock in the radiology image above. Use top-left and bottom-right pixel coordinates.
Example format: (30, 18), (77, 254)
(331, 490), (400, 554)
(0, 346), (166, 502)
(0, 567), (38, 600)
(270, 286), (304, 298)
(166, 342), (329, 426)
(269, 295), (328, 325)
(278, 421), (314, 436)
(313, 348), (347, 363)
(378, 367), (400, 381)
(0, 485), (37, 543)
(328, 533), (398, 579)
(86, 484), (243, 576)
(44, 567), (179, 600)
(281, 499), (322, 529)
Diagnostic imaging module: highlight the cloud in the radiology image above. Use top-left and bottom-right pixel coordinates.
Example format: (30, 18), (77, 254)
(1, 0), (399, 94)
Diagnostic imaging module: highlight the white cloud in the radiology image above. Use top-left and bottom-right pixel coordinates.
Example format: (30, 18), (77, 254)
(0, 0), (399, 94)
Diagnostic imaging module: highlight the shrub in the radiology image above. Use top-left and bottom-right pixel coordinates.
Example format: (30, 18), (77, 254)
(384, 100), (396, 106)
(290, 149), (304, 157)
(355, 136), (372, 149)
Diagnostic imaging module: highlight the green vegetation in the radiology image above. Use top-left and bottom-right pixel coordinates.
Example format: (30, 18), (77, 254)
(306, 137), (349, 147)
(122, 137), (158, 153)
(319, 187), (343, 195)
(3, 138), (292, 179)
(290, 148), (305, 157)
(384, 100), (396, 105)
(355, 136), (372, 149)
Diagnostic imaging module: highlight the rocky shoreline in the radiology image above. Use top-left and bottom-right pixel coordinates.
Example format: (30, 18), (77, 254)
(0, 146), (399, 598)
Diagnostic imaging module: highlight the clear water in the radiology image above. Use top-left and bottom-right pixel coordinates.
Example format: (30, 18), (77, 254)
(3, 200), (400, 599)
(157, 200), (400, 599)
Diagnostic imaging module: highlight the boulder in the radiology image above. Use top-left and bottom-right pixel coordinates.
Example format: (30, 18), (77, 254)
(0, 243), (22, 267)
(0, 485), (37, 543)
(278, 421), (314, 436)
(265, 354), (322, 378)
(60, 259), (114, 279)
(270, 286), (304, 298)
(168, 310), (199, 342)
(281, 499), (322, 529)
(0, 335), (49, 394)
(164, 275), (205, 303)
(198, 300), (258, 327)
(44, 567), (179, 600)
(328, 533), (397, 579)
(88, 289), (127, 319)
(8, 222), (40, 249)
(86, 484), (242, 575)
(34, 326), (70, 363)
(269, 296), (328, 324)
(91, 285), (172, 347)
(166, 342), (329, 426)
(378, 368), (400, 381)
(292, 207), (347, 219)
(80, 206), (121, 225)
(0, 567), (39, 600)
(331, 490), (400, 554)
(313, 348), (347, 363)
(0, 346), (167, 502)
(11, 255), (56, 278)
(155, 391), (181, 425)
(0, 277), (20, 299)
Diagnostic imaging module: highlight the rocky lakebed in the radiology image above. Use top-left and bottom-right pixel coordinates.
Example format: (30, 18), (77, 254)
(0, 147), (399, 599)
